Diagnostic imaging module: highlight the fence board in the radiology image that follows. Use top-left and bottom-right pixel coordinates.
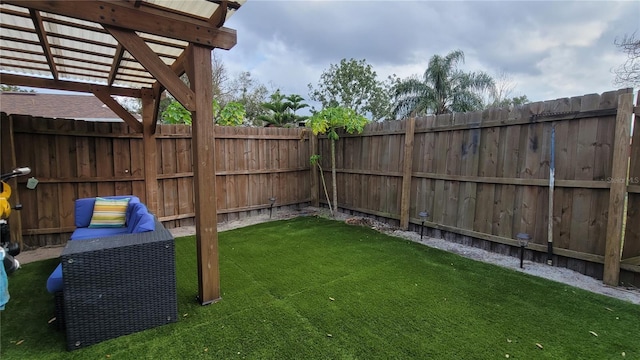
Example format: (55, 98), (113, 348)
(548, 98), (571, 250)
(623, 94), (640, 265)
(474, 109), (499, 234)
(457, 112), (481, 230)
(569, 94), (600, 254)
(493, 116), (519, 239)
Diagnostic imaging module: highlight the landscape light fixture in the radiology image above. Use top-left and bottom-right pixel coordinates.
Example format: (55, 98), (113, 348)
(418, 211), (429, 240)
(269, 197), (276, 218)
(516, 233), (531, 269)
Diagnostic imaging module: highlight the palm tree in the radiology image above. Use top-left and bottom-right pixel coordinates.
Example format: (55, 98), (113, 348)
(392, 50), (495, 118)
(285, 94), (309, 123)
(258, 91), (309, 127)
(258, 90), (295, 126)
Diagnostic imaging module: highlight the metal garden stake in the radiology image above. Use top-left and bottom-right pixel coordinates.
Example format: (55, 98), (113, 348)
(516, 233), (531, 269)
(269, 197), (276, 218)
(419, 211), (429, 240)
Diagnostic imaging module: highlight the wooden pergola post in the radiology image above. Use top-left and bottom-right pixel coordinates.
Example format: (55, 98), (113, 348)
(141, 89), (159, 215)
(185, 45), (220, 304)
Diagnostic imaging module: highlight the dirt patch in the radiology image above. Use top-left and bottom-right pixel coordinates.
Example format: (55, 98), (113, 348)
(15, 207), (640, 305)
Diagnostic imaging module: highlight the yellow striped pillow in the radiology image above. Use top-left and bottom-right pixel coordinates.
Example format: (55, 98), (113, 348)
(88, 197), (130, 228)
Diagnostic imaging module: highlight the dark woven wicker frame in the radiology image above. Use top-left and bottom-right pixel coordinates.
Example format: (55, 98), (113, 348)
(59, 220), (177, 350)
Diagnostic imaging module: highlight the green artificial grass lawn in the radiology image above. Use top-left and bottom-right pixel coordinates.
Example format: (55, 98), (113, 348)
(1, 216), (639, 359)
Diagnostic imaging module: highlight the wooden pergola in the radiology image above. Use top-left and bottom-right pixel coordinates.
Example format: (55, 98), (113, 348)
(0, 0), (246, 305)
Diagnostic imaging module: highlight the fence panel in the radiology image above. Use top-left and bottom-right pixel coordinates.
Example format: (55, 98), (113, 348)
(317, 89), (635, 282)
(1, 115), (311, 247)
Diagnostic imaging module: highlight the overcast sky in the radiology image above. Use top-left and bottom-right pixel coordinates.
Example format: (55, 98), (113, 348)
(216, 0), (639, 111)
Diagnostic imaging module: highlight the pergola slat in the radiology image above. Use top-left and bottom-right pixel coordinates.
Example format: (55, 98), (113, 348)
(108, 44), (124, 86)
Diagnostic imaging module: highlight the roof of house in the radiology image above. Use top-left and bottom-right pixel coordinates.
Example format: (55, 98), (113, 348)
(0, 92), (131, 121)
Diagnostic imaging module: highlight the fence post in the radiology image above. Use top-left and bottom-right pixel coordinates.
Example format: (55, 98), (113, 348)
(0, 113), (23, 249)
(400, 117), (416, 230)
(309, 132), (319, 207)
(603, 92), (634, 286)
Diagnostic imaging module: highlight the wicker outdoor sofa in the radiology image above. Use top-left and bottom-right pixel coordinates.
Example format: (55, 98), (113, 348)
(50, 197), (178, 350)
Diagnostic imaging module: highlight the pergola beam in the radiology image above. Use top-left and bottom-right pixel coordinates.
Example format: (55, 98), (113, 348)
(0, 73), (142, 98)
(91, 86), (143, 133)
(148, 45), (191, 132)
(209, 0), (228, 27)
(149, 85), (163, 135)
(105, 26), (196, 111)
(4, 0), (238, 49)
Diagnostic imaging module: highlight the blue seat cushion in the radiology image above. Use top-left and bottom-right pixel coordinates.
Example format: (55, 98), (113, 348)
(70, 227), (129, 240)
(46, 263), (63, 293)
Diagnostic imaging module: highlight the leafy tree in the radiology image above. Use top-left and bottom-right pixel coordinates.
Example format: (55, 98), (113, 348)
(613, 32), (640, 87)
(484, 71), (529, 109)
(161, 99), (245, 126)
(215, 100), (245, 126)
(392, 50), (495, 118)
(489, 95), (530, 109)
(211, 52), (229, 99)
(307, 107), (368, 215)
(258, 90), (309, 127)
(225, 71), (270, 126)
(308, 58), (392, 121)
(0, 85), (33, 92)
(162, 100), (193, 125)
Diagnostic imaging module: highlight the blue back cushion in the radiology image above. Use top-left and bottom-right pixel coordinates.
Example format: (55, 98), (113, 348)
(126, 202), (155, 233)
(75, 196), (140, 228)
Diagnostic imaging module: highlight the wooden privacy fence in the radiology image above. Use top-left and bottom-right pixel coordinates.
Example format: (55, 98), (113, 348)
(1, 89), (638, 286)
(313, 89), (639, 286)
(0, 113), (311, 247)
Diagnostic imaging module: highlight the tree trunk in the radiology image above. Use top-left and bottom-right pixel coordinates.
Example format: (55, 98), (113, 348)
(331, 138), (337, 217)
(317, 162), (333, 216)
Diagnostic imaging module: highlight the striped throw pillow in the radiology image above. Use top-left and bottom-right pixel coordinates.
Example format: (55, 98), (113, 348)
(88, 197), (130, 228)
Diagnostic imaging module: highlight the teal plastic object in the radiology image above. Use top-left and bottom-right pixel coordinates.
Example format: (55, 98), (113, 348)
(0, 248), (9, 310)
